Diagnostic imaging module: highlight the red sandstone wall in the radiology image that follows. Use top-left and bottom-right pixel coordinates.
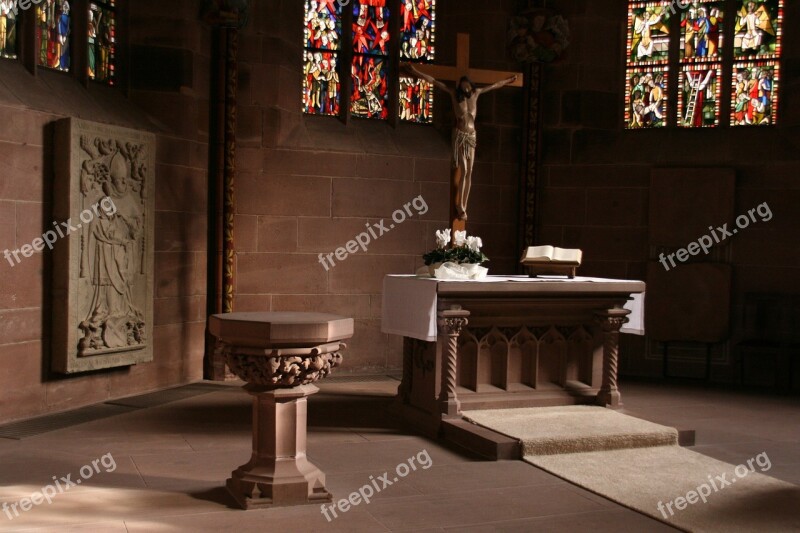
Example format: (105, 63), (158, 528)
(540, 0), (800, 382)
(234, 1), (523, 373)
(0, 0), (208, 424)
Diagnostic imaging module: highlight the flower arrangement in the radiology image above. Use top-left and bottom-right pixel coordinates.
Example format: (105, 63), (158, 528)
(423, 229), (489, 266)
(508, 9), (570, 64)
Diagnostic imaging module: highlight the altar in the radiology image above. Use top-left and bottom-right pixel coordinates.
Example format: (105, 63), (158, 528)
(382, 275), (646, 444)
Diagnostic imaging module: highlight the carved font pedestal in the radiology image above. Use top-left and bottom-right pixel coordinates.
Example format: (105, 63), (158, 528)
(227, 384), (332, 509)
(208, 312), (353, 509)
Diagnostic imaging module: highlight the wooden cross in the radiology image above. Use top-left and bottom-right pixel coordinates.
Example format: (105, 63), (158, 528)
(413, 33), (525, 88)
(411, 33), (523, 236)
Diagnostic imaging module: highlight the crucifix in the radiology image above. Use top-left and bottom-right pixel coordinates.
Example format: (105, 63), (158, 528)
(404, 33), (523, 237)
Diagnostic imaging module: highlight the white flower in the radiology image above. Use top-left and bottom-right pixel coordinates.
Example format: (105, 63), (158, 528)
(466, 236), (483, 251)
(435, 229), (451, 249)
(454, 231), (468, 247)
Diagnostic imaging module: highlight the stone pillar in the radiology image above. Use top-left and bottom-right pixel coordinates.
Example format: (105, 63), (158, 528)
(438, 307), (469, 417)
(595, 308), (631, 408)
(227, 384), (332, 509)
(208, 312), (352, 510)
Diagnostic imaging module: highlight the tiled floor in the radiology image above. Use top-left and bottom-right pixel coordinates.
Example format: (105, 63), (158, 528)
(0, 379), (798, 532)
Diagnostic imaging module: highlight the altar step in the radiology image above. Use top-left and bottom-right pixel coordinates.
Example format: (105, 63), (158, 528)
(441, 418), (520, 461)
(442, 411), (696, 462)
(456, 388), (597, 412)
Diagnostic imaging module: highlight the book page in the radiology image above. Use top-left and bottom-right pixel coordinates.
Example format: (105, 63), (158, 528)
(521, 245), (555, 262)
(552, 247), (583, 264)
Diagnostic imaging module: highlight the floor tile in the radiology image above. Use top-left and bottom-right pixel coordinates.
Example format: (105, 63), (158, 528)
(0, 381), (797, 531)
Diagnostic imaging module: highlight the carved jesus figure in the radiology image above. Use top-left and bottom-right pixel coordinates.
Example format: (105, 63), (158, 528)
(405, 64), (518, 220)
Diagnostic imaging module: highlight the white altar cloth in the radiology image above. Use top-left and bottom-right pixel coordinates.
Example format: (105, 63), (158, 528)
(381, 275), (645, 342)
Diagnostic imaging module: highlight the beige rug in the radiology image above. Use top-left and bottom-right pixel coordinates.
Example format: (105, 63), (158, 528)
(464, 406), (800, 532)
(464, 405), (679, 455)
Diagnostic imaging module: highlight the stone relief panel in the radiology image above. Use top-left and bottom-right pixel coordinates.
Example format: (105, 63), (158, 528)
(52, 118), (155, 374)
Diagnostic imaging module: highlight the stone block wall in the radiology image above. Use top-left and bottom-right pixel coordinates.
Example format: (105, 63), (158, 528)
(540, 0), (800, 381)
(233, 0), (524, 373)
(0, 0), (209, 423)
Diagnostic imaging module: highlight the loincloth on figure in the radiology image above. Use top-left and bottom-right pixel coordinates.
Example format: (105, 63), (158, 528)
(452, 130), (477, 167)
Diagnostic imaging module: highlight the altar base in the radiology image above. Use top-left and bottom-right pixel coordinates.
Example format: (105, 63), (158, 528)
(384, 276), (644, 448)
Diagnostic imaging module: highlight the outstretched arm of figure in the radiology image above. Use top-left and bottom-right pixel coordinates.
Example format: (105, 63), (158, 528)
(475, 75), (519, 96)
(699, 69), (713, 90)
(402, 63), (453, 95)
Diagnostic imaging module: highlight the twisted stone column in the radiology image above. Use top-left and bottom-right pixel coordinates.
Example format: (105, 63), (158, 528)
(438, 307), (469, 417)
(595, 308), (630, 408)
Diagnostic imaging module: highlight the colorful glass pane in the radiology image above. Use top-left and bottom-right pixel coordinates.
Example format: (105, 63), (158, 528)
(303, 0), (342, 116)
(627, 2), (671, 65)
(352, 0), (390, 54)
(678, 65), (722, 127)
(625, 67), (669, 129)
(681, 2), (724, 61)
(400, 0), (435, 60)
(351, 55), (388, 120)
(399, 0), (436, 124)
(731, 61), (779, 126)
(305, 0), (341, 51)
(37, 0), (71, 72)
(1, 1), (18, 59)
(399, 77), (433, 123)
(88, 2), (115, 85)
(303, 50), (341, 116)
(734, 0), (783, 59)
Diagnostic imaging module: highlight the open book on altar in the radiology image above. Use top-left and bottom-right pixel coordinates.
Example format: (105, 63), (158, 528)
(520, 246), (583, 278)
(520, 246), (583, 266)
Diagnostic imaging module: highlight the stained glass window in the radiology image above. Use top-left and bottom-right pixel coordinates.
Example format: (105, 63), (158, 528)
(351, 0), (390, 120)
(626, 67), (669, 129)
(625, 2), (671, 129)
(399, 0), (435, 123)
(304, 51), (341, 116)
(1, 1), (18, 60)
(625, 0), (784, 128)
(302, 0), (437, 123)
(37, 0), (72, 72)
(627, 2), (671, 65)
(303, 0), (342, 116)
(734, 0), (783, 59)
(731, 0), (783, 126)
(681, 1), (724, 61)
(306, 0), (341, 51)
(678, 65), (722, 127)
(351, 54), (388, 119)
(89, 1), (115, 85)
(731, 61), (779, 126)
(678, 1), (724, 127)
